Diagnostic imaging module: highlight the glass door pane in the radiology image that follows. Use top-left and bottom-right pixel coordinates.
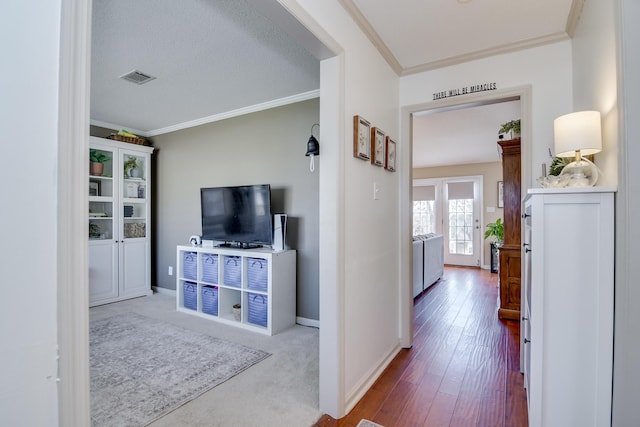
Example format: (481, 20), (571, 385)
(89, 146), (115, 240)
(121, 150), (147, 239)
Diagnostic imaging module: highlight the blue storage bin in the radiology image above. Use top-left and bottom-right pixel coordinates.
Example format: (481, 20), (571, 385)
(201, 285), (218, 316)
(183, 282), (197, 310)
(183, 252), (197, 280)
(223, 256), (241, 287)
(202, 254), (218, 283)
(247, 258), (268, 292)
(247, 293), (268, 327)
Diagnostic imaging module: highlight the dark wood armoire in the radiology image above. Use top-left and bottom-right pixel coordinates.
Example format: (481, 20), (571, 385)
(497, 138), (521, 320)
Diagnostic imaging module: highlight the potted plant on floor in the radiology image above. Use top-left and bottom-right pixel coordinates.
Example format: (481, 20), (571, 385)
(484, 218), (504, 247)
(90, 149), (110, 176)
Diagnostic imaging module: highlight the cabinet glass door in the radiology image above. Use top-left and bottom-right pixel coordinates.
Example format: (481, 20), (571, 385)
(89, 146), (115, 240)
(120, 150), (148, 240)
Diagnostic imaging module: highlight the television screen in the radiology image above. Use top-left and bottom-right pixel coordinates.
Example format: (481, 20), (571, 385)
(200, 184), (273, 247)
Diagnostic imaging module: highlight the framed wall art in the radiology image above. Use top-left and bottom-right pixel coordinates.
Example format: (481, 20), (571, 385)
(353, 115), (371, 160)
(385, 137), (396, 172)
(371, 127), (386, 166)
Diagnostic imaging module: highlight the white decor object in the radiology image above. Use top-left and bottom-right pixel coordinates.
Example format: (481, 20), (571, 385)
(176, 245), (296, 335)
(89, 136), (154, 306)
(553, 111), (602, 187)
(522, 187), (614, 427)
(272, 214), (287, 251)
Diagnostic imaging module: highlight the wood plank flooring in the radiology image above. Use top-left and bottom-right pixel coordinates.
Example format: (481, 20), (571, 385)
(314, 266), (528, 427)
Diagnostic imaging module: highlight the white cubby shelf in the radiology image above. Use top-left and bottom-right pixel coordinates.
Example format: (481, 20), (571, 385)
(175, 245), (296, 335)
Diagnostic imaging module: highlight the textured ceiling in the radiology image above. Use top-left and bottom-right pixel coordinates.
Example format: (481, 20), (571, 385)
(91, 0), (321, 135)
(90, 0), (578, 167)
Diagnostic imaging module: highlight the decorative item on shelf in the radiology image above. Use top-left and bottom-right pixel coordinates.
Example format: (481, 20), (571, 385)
(189, 235), (201, 247)
(123, 156), (139, 179)
(89, 180), (100, 196)
(232, 304), (241, 321)
(484, 218), (504, 247)
(90, 149), (110, 176)
(498, 119), (521, 140)
(107, 129), (147, 146)
(89, 223), (101, 239)
(553, 110), (603, 187)
(305, 123), (320, 172)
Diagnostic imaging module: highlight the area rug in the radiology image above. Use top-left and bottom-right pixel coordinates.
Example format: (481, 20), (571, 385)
(357, 420), (384, 427)
(90, 312), (270, 427)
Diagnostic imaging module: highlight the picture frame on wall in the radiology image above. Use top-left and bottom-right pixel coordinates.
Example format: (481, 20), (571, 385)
(371, 127), (386, 167)
(353, 115), (371, 160)
(89, 180), (100, 197)
(498, 181), (504, 208)
(385, 137), (397, 172)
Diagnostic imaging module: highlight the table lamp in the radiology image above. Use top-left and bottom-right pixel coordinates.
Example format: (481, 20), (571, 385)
(553, 110), (602, 187)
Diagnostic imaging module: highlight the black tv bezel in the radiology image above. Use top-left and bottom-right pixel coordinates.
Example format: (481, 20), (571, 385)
(200, 184), (273, 248)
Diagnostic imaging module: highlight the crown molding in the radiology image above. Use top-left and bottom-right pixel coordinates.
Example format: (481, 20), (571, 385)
(90, 89), (320, 138)
(339, 0), (572, 77)
(400, 32), (570, 76)
(565, 0), (586, 37)
(338, 0), (403, 75)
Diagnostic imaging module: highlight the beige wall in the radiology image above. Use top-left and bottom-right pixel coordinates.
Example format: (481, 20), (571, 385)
(413, 161), (503, 268)
(93, 99), (321, 321)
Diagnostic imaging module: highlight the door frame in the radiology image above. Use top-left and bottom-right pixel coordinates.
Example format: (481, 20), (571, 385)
(400, 85), (532, 348)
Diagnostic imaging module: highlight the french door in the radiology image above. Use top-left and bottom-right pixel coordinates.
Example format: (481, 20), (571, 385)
(443, 178), (481, 267)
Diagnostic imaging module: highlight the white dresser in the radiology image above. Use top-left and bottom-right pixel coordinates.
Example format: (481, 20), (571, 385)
(522, 187), (614, 427)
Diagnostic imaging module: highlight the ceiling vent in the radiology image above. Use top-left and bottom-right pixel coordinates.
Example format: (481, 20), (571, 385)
(120, 70), (156, 85)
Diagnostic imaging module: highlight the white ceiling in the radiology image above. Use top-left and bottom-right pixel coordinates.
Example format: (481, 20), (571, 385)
(90, 0), (580, 166)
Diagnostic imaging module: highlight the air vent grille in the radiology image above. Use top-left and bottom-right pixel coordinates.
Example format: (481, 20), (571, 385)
(120, 70), (156, 85)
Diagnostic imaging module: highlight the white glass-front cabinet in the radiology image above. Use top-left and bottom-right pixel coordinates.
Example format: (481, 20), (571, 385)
(89, 136), (154, 306)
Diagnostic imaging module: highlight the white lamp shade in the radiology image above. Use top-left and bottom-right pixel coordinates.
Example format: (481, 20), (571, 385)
(553, 110), (603, 158)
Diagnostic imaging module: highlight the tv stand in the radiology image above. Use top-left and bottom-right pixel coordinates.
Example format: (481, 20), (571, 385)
(176, 245), (296, 335)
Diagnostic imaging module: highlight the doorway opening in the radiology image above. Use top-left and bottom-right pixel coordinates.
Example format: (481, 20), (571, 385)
(401, 86), (532, 348)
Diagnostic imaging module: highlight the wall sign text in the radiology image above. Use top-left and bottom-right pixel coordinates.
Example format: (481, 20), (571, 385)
(433, 82), (497, 100)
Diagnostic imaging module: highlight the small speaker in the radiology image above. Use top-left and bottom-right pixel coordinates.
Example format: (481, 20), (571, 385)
(273, 214), (287, 251)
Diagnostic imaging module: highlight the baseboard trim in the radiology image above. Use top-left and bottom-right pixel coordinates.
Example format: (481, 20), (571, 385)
(344, 343), (402, 415)
(296, 316), (320, 328)
(153, 286), (176, 296)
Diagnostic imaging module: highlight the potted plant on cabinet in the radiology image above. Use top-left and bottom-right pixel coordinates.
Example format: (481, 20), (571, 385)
(90, 149), (110, 176)
(498, 119), (521, 140)
(123, 156), (139, 178)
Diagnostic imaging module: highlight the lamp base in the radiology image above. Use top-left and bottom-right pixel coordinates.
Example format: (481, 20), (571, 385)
(560, 157), (599, 187)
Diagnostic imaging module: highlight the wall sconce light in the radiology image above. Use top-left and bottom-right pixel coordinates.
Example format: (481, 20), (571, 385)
(305, 123), (320, 172)
(553, 110), (602, 187)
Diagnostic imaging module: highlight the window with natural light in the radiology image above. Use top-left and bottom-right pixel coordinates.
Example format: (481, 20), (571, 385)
(448, 199), (473, 254)
(413, 200), (436, 236)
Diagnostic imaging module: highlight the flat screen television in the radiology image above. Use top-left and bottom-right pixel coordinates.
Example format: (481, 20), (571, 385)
(200, 184), (273, 248)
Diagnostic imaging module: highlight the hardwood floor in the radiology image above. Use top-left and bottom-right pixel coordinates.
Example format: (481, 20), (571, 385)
(314, 266), (528, 427)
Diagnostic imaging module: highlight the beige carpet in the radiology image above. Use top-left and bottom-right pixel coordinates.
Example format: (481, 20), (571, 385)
(90, 292), (320, 426)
